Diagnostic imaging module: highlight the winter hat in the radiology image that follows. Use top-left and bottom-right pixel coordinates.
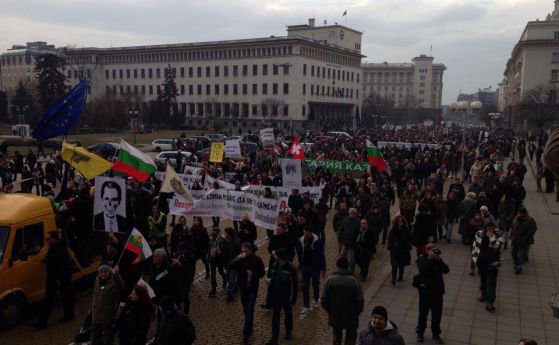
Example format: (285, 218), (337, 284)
(98, 264), (112, 272)
(274, 248), (288, 260)
(480, 206), (489, 214)
(371, 305), (388, 320)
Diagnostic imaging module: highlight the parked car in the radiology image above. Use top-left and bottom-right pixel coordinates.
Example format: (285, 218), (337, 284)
(186, 136), (211, 148)
(207, 133), (227, 142)
(328, 131), (353, 139)
(154, 151), (193, 170)
(151, 139), (175, 152)
(87, 142), (118, 159)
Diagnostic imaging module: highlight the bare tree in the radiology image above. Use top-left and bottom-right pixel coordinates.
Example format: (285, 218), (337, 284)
(362, 92), (395, 117)
(260, 98), (284, 117)
(521, 84), (559, 128)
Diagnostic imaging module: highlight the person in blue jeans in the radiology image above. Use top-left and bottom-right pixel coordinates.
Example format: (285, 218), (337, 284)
(296, 228), (326, 317)
(229, 242), (266, 344)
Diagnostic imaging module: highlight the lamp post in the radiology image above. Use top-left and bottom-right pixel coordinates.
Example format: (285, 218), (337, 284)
(450, 100), (482, 179)
(129, 109), (139, 144)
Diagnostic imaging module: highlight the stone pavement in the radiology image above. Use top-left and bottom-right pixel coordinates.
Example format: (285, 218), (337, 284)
(357, 167), (559, 345)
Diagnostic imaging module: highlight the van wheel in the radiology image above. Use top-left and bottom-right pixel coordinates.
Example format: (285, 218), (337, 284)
(155, 146), (161, 152)
(0, 294), (26, 329)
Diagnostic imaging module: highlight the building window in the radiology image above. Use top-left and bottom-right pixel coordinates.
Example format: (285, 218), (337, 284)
(273, 83), (278, 94)
(303, 64), (307, 76)
(252, 84), (257, 95)
(283, 83), (289, 95)
(181, 85), (185, 95)
(253, 64), (258, 76)
(126, 69), (131, 79)
(283, 64), (289, 75)
(180, 67), (185, 77)
(263, 64), (268, 75)
(119, 69), (123, 79)
(141, 69), (145, 78)
(252, 105), (258, 116)
(197, 67), (202, 77)
(242, 65), (248, 76)
(311, 84), (314, 96)
(105, 70), (109, 79)
(552, 70), (559, 82)
(262, 84), (268, 95)
(283, 105), (288, 116)
(156, 68), (160, 78)
(215, 66), (220, 77)
(206, 84), (211, 95)
(555, 31), (559, 40)
(149, 85), (153, 95)
(273, 64), (279, 75)
(156, 85), (161, 94)
(224, 66), (229, 77)
(141, 85), (146, 95)
(189, 85), (193, 95)
(303, 84), (306, 95)
(553, 53), (559, 64)
(206, 66), (210, 77)
(188, 67), (193, 77)
(197, 85), (202, 95)
(215, 84), (220, 95)
(233, 65), (238, 77)
(311, 65), (314, 77)
(133, 69), (138, 78)
(242, 84), (248, 95)
(233, 84), (238, 95)
(224, 84), (229, 95)
(105, 85), (110, 95)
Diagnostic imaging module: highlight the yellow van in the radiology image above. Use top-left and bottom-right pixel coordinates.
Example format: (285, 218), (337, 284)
(0, 193), (98, 328)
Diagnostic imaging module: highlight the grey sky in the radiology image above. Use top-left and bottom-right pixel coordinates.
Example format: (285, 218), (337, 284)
(0, 0), (554, 104)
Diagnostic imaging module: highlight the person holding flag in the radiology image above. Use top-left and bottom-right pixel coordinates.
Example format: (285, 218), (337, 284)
(289, 136), (305, 160)
(366, 139), (387, 173)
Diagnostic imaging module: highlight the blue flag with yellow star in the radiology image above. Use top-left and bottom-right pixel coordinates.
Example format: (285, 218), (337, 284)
(32, 80), (87, 141)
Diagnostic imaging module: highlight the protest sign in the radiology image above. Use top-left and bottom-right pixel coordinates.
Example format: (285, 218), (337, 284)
(225, 139), (242, 158)
(281, 159), (302, 188)
(210, 142), (224, 163)
(93, 176), (127, 233)
(154, 171), (203, 189)
(278, 158), (369, 178)
(259, 128), (275, 147)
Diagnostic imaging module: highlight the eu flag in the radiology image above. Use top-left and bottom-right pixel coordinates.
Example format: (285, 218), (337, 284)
(32, 80), (87, 141)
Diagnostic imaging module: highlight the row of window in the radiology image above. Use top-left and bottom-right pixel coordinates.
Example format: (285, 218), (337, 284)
(299, 46), (360, 67)
(181, 102), (290, 118)
(303, 64), (359, 82)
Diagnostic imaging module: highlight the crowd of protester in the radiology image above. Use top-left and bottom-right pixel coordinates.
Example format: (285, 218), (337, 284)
(0, 124), (548, 345)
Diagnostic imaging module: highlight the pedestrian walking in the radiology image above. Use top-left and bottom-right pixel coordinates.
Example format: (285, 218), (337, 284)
(510, 207), (537, 274)
(90, 265), (124, 345)
(321, 257), (364, 345)
(208, 227), (227, 298)
(31, 231), (74, 330)
(229, 242), (266, 344)
(155, 296), (196, 345)
(387, 215), (412, 285)
(471, 223), (503, 312)
(265, 249), (298, 345)
(296, 227), (326, 316)
(117, 284), (154, 345)
(338, 208), (360, 273)
(355, 219), (376, 281)
(357, 306), (406, 345)
(414, 244), (449, 344)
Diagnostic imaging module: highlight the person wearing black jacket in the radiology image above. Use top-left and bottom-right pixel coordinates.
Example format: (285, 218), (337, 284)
(355, 219), (376, 281)
(388, 215), (412, 285)
(31, 231), (74, 329)
(288, 189), (304, 216)
(148, 249), (183, 306)
(221, 227), (241, 302)
(170, 241), (196, 314)
(266, 249), (298, 345)
(238, 214), (258, 246)
(118, 284), (154, 345)
(156, 296), (196, 345)
(415, 243), (449, 344)
(296, 228), (326, 315)
(229, 242), (266, 344)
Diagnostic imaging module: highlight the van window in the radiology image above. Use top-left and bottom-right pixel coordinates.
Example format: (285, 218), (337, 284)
(0, 226), (9, 263)
(12, 223), (44, 259)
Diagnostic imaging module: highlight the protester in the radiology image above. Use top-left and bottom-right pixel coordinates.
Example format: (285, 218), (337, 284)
(357, 306), (406, 345)
(338, 208), (360, 273)
(355, 218), (376, 281)
(296, 227), (326, 316)
(471, 223), (503, 312)
(414, 244), (449, 344)
(156, 296), (196, 345)
(321, 257), (364, 345)
(91, 265), (124, 345)
(387, 215), (412, 285)
(510, 207), (537, 274)
(117, 284), (154, 345)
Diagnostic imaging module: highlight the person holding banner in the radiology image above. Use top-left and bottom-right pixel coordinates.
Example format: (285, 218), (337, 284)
(238, 214), (257, 246)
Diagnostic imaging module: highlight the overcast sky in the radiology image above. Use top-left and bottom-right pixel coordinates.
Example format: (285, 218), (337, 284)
(0, 0), (554, 104)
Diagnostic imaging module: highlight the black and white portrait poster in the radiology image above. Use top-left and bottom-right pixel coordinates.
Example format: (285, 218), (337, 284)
(281, 159), (302, 188)
(93, 176), (127, 233)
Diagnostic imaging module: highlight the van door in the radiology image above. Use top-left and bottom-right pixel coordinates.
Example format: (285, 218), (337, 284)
(8, 222), (47, 303)
(0, 226), (11, 295)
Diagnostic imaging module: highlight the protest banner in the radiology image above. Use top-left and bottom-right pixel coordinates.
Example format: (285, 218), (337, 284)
(225, 139), (242, 158)
(259, 128), (275, 147)
(210, 142), (224, 163)
(154, 171), (203, 189)
(168, 189), (280, 230)
(278, 158), (369, 178)
(245, 185), (323, 204)
(205, 175), (237, 190)
(281, 159), (302, 188)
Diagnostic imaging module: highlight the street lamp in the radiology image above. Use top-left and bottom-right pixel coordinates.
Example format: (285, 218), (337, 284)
(129, 109), (139, 144)
(450, 100), (482, 180)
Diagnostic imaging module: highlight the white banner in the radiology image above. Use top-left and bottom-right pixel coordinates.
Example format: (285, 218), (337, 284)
(281, 159), (302, 188)
(205, 175), (237, 190)
(169, 189), (280, 230)
(154, 171), (203, 189)
(259, 128), (275, 147)
(245, 185), (323, 204)
(225, 139), (242, 158)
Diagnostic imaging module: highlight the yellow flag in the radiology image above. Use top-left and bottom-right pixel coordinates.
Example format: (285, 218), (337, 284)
(209, 142), (224, 163)
(61, 141), (113, 180)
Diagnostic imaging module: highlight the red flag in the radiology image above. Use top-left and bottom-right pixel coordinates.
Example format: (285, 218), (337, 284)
(288, 136), (305, 160)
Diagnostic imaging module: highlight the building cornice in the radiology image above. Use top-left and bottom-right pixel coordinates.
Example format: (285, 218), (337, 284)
(505, 38), (559, 74)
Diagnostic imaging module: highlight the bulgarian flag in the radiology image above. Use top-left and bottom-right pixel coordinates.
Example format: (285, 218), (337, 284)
(125, 229), (153, 265)
(112, 140), (156, 183)
(366, 140), (386, 172)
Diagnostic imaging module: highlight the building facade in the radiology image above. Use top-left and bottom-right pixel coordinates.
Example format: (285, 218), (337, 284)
(502, 0), (559, 127)
(63, 20), (363, 130)
(361, 55), (445, 110)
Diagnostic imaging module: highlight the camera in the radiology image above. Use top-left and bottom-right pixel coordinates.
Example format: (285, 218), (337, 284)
(432, 248), (442, 256)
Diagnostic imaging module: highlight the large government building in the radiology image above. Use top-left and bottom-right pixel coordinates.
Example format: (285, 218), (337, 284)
(1, 20), (364, 130)
(361, 55), (445, 110)
(500, 0), (559, 127)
